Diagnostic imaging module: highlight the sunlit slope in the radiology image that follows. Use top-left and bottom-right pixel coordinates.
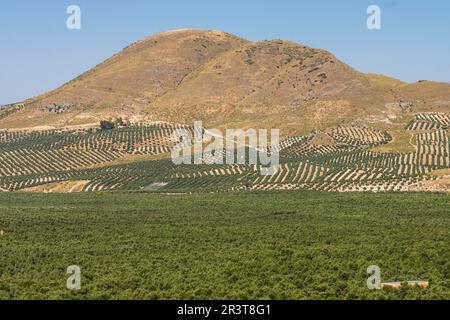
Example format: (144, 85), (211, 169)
(0, 30), (249, 128)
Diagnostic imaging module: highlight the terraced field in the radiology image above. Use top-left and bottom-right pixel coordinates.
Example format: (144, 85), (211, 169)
(0, 113), (449, 193)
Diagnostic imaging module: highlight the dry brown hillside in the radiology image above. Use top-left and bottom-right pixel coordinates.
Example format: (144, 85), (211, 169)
(1, 29), (449, 135)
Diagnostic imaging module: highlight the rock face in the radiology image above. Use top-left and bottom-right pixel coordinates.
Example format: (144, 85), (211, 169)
(43, 103), (72, 113)
(0, 29), (449, 133)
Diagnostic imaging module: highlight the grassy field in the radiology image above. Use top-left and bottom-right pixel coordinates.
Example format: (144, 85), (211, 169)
(0, 191), (449, 300)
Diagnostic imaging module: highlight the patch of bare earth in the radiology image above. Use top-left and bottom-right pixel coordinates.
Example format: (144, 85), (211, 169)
(406, 176), (450, 193)
(21, 180), (90, 193)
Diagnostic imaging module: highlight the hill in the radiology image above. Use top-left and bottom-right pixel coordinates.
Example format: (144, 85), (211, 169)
(0, 30), (449, 193)
(2, 29), (449, 135)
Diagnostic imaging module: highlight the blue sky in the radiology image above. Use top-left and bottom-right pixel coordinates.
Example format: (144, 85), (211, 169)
(0, 0), (449, 105)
